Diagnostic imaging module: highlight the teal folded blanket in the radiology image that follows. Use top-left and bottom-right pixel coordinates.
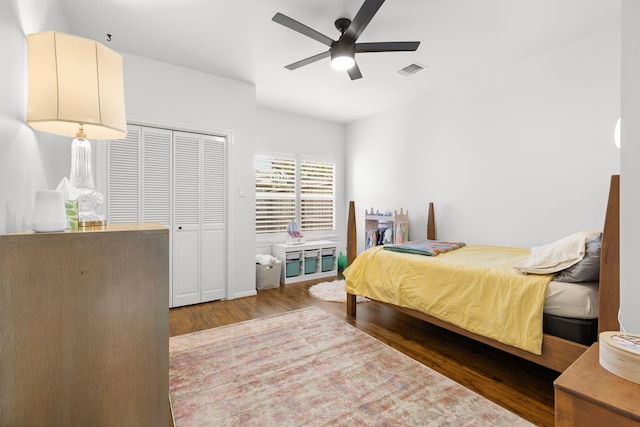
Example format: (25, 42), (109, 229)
(383, 240), (466, 256)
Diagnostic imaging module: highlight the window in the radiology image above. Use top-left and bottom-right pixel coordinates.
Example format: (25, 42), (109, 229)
(255, 155), (335, 235)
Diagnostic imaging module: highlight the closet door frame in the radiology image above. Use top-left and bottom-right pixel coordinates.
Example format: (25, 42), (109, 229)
(96, 118), (231, 306)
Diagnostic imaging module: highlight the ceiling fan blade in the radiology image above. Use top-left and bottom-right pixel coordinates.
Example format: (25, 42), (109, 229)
(273, 13), (334, 47)
(347, 62), (363, 80)
(355, 41), (420, 53)
(344, 0), (385, 42)
(285, 50), (331, 70)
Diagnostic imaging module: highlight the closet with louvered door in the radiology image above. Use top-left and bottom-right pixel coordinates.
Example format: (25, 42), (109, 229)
(104, 125), (226, 308)
(172, 131), (226, 307)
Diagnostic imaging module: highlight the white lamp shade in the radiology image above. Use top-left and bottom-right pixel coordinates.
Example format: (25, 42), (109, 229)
(27, 31), (127, 140)
(32, 190), (67, 232)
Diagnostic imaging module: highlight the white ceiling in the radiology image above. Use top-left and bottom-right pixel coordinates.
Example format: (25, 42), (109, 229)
(58, 0), (619, 124)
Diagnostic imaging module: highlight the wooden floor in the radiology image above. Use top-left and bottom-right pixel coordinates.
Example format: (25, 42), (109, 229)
(169, 278), (558, 427)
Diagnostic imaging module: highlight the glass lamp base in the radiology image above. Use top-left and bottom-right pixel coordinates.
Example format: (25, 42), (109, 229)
(70, 135), (106, 227)
(79, 219), (106, 228)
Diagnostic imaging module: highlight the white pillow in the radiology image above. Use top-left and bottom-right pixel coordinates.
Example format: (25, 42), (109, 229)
(513, 230), (602, 275)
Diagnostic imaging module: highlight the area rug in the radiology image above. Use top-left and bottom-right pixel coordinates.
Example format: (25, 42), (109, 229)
(308, 279), (369, 303)
(169, 307), (533, 426)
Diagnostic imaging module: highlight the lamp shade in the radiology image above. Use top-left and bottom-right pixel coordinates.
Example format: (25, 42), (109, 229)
(27, 31), (127, 140)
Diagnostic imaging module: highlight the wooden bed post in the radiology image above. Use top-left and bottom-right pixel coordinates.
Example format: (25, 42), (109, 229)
(598, 175), (620, 334)
(427, 202), (436, 240)
(346, 201), (357, 316)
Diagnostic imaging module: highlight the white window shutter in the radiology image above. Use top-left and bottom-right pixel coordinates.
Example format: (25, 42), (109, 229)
(300, 160), (335, 232)
(255, 156), (296, 234)
(255, 156), (335, 234)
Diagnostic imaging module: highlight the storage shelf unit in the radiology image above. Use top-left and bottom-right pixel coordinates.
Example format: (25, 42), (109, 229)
(365, 208), (410, 249)
(273, 240), (338, 284)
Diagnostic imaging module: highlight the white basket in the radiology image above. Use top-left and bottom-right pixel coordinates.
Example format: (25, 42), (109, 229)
(256, 263), (281, 290)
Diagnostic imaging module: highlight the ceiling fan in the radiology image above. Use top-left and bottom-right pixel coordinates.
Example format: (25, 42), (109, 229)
(272, 0), (420, 80)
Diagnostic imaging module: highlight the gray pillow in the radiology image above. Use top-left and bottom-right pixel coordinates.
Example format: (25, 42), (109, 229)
(554, 233), (602, 283)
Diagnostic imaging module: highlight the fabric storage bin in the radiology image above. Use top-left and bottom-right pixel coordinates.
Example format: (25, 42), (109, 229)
(304, 250), (319, 274)
(305, 249), (320, 258)
(321, 247), (336, 257)
(256, 263), (281, 290)
(321, 255), (335, 272)
(286, 259), (302, 277)
(304, 257), (318, 274)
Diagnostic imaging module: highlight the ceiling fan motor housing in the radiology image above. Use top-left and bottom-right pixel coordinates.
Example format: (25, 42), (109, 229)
(331, 39), (355, 61)
(334, 18), (352, 35)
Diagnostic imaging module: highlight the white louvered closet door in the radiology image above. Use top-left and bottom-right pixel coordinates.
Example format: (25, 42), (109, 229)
(141, 127), (172, 227)
(201, 135), (226, 302)
(173, 132), (202, 307)
(172, 132), (226, 307)
(107, 125), (141, 223)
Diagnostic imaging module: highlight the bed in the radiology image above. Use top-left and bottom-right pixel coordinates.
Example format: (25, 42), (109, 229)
(345, 175), (620, 372)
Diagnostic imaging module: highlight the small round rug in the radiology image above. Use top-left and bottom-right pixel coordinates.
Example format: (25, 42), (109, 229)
(308, 279), (369, 303)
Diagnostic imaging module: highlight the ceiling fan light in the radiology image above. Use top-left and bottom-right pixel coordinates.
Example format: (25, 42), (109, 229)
(331, 40), (356, 70)
(331, 55), (355, 70)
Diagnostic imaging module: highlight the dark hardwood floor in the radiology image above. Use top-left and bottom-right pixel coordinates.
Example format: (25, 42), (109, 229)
(169, 278), (558, 427)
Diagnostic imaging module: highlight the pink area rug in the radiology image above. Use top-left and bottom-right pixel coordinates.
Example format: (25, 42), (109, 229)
(169, 307), (533, 426)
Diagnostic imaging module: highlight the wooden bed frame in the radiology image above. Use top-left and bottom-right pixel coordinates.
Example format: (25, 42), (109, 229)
(346, 175), (620, 372)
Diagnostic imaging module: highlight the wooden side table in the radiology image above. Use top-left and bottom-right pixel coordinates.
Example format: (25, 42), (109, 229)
(554, 343), (640, 426)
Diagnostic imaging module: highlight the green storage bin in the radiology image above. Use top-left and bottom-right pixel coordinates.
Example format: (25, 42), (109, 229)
(304, 257), (318, 274)
(285, 259), (302, 277)
(321, 255), (335, 272)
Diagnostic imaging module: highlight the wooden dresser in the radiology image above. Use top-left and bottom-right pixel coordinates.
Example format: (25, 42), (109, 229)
(554, 343), (640, 426)
(0, 224), (169, 426)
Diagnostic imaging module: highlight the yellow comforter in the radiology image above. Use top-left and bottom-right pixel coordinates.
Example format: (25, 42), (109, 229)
(344, 245), (553, 354)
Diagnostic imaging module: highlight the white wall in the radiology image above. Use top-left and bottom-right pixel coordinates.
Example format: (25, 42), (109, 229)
(120, 53), (257, 299)
(0, 0), (71, 234)
(256, 107), (346, 255)
(346, 26), (620, 253)
(620, 1), (640, 333)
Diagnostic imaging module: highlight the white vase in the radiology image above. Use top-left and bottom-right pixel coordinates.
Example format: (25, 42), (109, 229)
(32, 190), (67, 232)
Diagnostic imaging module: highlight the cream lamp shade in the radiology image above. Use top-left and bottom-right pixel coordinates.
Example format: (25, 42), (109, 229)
(27, 31), (127, 140)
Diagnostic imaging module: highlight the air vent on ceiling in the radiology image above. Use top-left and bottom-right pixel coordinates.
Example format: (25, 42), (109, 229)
(397, 62), (426, 77)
